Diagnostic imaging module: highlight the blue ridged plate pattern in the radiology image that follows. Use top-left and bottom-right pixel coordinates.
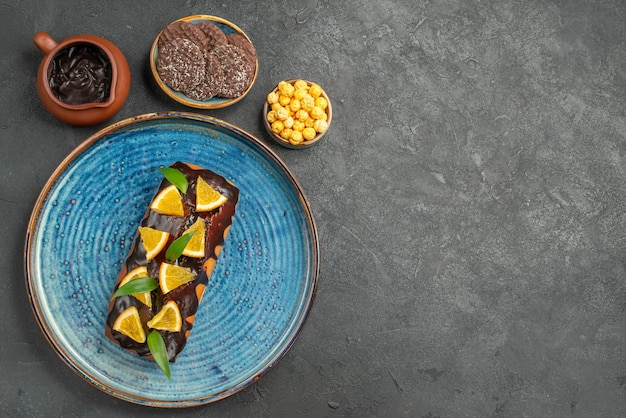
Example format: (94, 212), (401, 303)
(24, 112), (319, 407)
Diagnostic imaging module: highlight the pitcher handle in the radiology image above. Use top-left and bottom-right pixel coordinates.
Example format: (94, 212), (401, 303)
(33, 32), (58, 55)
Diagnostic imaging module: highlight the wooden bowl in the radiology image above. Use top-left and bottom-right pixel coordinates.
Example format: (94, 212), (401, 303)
(263, 79), (332, 149)
(150, 15), (258, 109)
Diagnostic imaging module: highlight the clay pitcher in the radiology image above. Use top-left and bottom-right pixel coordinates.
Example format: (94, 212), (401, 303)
(34, 32), (131, 126)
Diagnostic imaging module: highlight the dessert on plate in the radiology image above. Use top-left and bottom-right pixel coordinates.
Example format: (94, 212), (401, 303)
(105, 161), (239, 377)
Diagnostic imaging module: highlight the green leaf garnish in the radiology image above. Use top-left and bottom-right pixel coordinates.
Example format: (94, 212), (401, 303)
(165, 230), (196, 261)
(147, 330), (171, 379)
(158, 167), (188, 194)
(111, 277), (158, 299)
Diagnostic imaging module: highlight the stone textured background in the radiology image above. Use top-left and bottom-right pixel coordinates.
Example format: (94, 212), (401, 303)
(1, 0), (625, 416)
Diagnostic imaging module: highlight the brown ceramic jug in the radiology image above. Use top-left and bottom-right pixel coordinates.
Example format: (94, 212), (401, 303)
(34, 32), (131, 126)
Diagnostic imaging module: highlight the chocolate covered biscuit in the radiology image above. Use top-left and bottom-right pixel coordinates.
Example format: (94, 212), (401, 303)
(225, 33), (257, 65)
(156, 38), (205, 92)
(158, 21), (208, 50)
(198, 22), (228, 50)
(211, 44), (255, 98)
(184, 52), (225, 101)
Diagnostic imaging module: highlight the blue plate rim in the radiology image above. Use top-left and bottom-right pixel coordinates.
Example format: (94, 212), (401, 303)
(23, 111), (320, 407)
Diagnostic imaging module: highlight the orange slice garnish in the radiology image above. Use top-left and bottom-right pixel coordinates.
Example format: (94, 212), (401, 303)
(112, 306), (146, 343)
(147, 300), (182, 332)
(196, 177), (227, 212)
(138, 226), (170, 261)
(181, 219), (205, 258)
(158, 262), (195, 294)
(150, 184), (184, 216)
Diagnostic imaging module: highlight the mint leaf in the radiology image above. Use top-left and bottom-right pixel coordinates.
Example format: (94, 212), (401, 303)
(147, 330), (171, 379)
(165, 231), (196, 261)
(158, 167), (188, 194)
(111, 277), (158, 299)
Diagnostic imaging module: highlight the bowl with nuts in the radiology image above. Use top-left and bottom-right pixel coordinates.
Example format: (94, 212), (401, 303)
(150, 15), (258, 109)
(263, 79), (332, 148)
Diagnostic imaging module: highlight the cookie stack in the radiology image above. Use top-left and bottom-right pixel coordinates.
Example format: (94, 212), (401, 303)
(156, 20), (257, 101)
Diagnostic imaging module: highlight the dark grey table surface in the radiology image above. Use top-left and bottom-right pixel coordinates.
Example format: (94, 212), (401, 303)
(2, 1), (625, 416)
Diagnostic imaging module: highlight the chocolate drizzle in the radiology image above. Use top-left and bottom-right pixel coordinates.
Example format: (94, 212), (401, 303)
(48, 43), (112, 105)
(105, 162), (239, 362)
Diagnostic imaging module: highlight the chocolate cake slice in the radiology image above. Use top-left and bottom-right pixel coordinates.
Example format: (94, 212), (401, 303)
(105, 161), (239, 364)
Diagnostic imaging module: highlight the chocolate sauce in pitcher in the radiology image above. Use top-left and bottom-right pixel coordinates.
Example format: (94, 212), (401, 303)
(48, 43), (112, 105)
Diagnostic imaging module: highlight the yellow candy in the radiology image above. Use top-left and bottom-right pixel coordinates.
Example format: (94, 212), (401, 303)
(295, 109), (309, 121)
(275, 106), (290, 121)
(267, 80), (329, 145)
(278, 81), (295, 97)
(292, 120), (305, 132)
(279, 127), (293, 140)
(271, 120), (284, 134)
(314, 96), (327, 109)
(289, 130), (304, 145)
(279, 94), (291, 106)
(302, 127), (317, 141)
(309, 83), (322, 98)
(313, 119), (328, 134)
(293, 88), (308, 101)
(289, 99), (301, 113)
(310, 106), (325, 120)
(301, 95), (315, 111)
(267, 91), (279, 105)
(294, 80), (309, 90)
(283, 116), (294, 129)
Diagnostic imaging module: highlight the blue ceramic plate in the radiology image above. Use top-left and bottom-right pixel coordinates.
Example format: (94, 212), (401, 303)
(24, 112), (319, 407)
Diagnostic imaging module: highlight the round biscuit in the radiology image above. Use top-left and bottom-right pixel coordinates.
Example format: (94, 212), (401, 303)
(157, 38), (206, 92)
(225, 33), (257, 66)
(211, 44), (254, 98)
(197, 22), (228, 50)
(159, 21), (209, 49)
(184, 52), (225, 101)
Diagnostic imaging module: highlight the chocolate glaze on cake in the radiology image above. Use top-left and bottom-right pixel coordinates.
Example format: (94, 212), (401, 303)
(105, 162), (239, 362)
